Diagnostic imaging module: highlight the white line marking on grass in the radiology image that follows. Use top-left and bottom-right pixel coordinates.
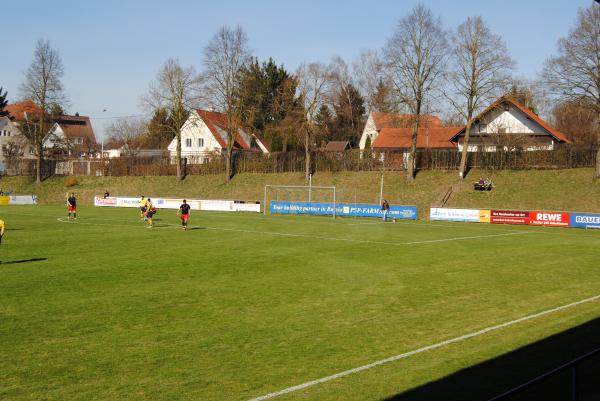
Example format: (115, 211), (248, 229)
(202, 226), (531, 246)
(55, 217), (531, 246)
(247, 293), (600, 401)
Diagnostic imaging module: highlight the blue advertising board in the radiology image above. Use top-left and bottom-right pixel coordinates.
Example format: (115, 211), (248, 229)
(569, 213), (600, 229)
(270, 201), (417, 220)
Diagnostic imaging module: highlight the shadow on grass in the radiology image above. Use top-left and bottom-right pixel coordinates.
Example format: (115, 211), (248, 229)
(1, 257), (47, 265)
(382, 316), (600, 401)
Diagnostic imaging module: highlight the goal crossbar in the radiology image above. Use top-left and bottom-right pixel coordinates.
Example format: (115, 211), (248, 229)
(263, 185), (337, 218)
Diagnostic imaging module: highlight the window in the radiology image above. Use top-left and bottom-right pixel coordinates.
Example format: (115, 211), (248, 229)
(503, 103), (510, 111)
(479, 124), (487, 133)
(29, 147), (35, 155)
(198, 138), (204, 148)
(73, 137), (83, 144)
(202, 157), (209, 164)
(185, 138), (192, 147)
(498, 127), (507, 134)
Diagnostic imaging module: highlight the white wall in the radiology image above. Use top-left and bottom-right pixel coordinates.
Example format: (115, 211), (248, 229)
(168, 111), (223, 164)
(473, 104), (540, 135)
(359, 114), (378, 150)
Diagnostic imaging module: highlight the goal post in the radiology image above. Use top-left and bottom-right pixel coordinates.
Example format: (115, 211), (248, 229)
(263, 185), (337, 218)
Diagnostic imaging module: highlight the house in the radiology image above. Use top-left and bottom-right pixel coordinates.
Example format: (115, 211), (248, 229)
(451, 96), (571, 152)
(324, 141), (352, 152)
(102, 146), (165, 158)
(0, 116), (28, 171)
(44, 114), (97, 157)
(371, 126), (461, 150)
(168, 109), (270, 164)
(359, 111), (443, 150)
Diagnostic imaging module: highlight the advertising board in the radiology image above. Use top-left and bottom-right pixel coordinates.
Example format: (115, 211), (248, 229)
(490, 210), (530, 225)
(0, 195), (38, 205)
(94, 196), (259, 212)
(270, 201), (417, 219)
(478, 209), (491, 223)
(528, 211), (570, 227)
(569, 213), (600, 229)
(429, 208), (480, 222)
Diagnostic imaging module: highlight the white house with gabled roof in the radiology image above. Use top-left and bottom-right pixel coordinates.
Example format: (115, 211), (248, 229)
(168, 109), (270, 164)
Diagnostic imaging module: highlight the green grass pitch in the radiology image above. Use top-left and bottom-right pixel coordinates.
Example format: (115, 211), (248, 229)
(1, 205), (600, 400)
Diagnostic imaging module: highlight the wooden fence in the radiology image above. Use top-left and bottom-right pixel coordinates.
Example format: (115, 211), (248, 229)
(4, 146), (597, 178)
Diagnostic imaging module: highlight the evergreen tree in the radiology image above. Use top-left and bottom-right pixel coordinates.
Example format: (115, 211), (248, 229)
(314, 104), (335, 145)
(0, 87), (8, 117)
(146, 107), (175, 149)
(370, 80), (395, 113)
(332, 83), (366, 145)
(236, 57), (298, 150)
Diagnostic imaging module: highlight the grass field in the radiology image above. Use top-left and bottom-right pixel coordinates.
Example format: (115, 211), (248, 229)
(1, 205), (600, 400)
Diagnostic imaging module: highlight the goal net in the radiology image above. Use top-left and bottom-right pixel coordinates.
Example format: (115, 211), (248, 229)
(263, 185), (337, 218)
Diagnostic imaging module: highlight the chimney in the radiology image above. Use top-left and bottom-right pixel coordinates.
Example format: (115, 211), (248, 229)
(75, 112), (79, 116)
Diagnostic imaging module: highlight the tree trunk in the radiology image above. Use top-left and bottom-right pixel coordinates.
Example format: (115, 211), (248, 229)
(458, 118), (473, 180)
(226, 146), (233, 182)
(595, 115), (600, 179)
(36, 152), (42, 183)
(304, 129), (311, 182)
(406, 113), (420, 183)
(176, 132), (182, 182)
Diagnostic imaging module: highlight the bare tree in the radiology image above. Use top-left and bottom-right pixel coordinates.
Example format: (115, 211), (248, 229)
(384, 5), (447, 182)
(447, 16), (514, 180)
(295, 62), (333, 181)
(144, 59), (201, 181)
(106, 118), (148, 155)
(352, 50), (391, 112)
(202, 25), (251, 181)
(543, 3), (600, 178)
(19, 39), (66, 183)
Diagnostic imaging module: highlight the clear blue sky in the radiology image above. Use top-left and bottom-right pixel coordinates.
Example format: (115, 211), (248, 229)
(0, 0), (591, 139)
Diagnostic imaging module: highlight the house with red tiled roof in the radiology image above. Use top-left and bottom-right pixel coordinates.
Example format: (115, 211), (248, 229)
(358, 111), (443, 150)
(451, 96), (571, 152)
(371, 127), (461, 150)
(168, 109), (270, 164)
(44, 114), (98, 157)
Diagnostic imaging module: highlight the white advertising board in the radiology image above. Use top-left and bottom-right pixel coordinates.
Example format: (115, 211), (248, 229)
(94, 196), (260, 213)
(430, 207), (480, 222)
(0, 195), (38, 205)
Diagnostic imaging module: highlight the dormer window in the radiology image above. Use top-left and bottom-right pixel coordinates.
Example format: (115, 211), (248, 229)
(479, 124), (487, 133)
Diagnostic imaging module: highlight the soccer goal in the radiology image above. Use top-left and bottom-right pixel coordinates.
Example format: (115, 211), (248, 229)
(263, 184), (337, 218)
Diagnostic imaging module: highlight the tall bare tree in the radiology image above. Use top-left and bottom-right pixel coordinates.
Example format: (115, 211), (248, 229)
(544, 3), (600, 178)
(447, 16), (514, 180)
(144, 59), (201, 181)
(295, 62), (333, 181)
(385, 5), (447, 182)
(352, 50), (391, 112)
(203, 25), (251, 181)
(19, 39), (66, 183)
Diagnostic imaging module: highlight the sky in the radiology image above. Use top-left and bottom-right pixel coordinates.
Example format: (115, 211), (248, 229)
(0, 0), (592, 139)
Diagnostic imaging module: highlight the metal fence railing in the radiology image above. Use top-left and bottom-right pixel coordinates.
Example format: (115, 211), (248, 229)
(487, 347), (600, 401)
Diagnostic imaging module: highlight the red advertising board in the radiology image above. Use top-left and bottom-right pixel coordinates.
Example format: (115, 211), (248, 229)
(94, 196), (117, 206)
(528, 211), (570, 227)
(490, 210), (530, 225)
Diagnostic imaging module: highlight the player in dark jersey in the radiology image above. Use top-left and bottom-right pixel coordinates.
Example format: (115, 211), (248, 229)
(178, 199), (191, 230)
(67, 193), (77, 220)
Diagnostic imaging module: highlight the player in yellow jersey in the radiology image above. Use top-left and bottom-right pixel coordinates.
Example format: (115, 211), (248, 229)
(139, 196), (148, 221)
(145, 198), (156, 228)
(0, 219), (5, 246)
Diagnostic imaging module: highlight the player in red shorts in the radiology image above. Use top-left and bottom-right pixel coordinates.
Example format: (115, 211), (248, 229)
(178, 199), (191, 230)
(67, 192), (77, 220)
